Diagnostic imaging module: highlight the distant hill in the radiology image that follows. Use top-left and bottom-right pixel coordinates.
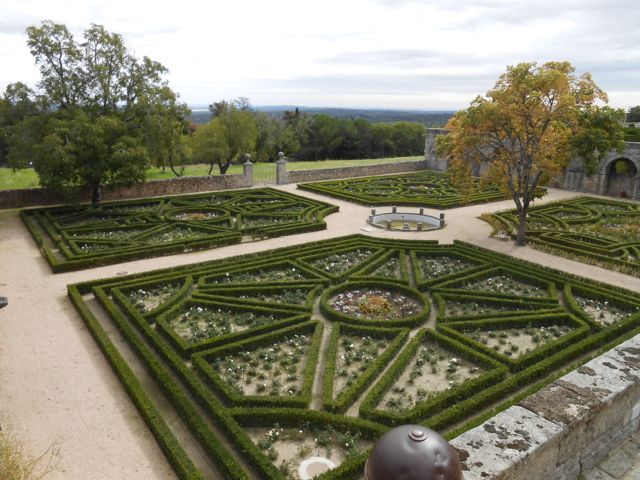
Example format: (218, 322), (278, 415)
(189, 106), (455, 126)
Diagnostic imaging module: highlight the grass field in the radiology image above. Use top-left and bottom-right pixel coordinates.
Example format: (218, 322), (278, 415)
(0, 156), (422, 190)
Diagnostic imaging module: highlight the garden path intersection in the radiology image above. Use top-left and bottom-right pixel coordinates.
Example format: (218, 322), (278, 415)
(1, 182), (640, 479)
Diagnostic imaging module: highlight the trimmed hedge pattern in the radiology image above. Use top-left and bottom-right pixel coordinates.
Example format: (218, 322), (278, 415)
(297, 170), (508, 208)
(69, 234), (640, 479)
(22, 187), (338, 272)
(487, 196), (640, 276)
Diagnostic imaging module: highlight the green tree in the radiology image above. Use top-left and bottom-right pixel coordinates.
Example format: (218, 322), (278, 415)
(627, 106), (640, 122)
(34, 110), (147, 203)
(13, 20), (181, 202)
(391, 121), (425, 156)
(253, 112), (298, 162)
(140, 86), (191, 176)
(0, 83), (49, 166)
(191, 100), (257, 174)
(438, 61), (625, 246)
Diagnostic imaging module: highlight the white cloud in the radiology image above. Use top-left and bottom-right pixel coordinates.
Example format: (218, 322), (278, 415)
(0, 0), (638, 109)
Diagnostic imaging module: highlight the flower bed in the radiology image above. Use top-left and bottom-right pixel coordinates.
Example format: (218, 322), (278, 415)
(69, 234), (640, 479)
(297, 170), (509, 208)
(486, 196), (640, 276)
(20, 187), (338, 272)
(320, 281), (429, 328)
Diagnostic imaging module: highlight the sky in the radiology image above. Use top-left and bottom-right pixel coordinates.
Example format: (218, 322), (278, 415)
(1, 0), (640, 111)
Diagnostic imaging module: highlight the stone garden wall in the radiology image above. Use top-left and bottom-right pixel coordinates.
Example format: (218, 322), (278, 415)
(0, 168), (252, 209)
(424, 128), (640, 200)
(451, 333), (640, 480)
(277, 159), (430, 185)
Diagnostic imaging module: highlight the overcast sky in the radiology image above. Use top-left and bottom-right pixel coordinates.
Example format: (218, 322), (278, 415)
(1, 0), (639, 110)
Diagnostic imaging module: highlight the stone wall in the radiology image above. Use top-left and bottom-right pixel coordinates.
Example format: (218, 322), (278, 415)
(425, 128), (640, 200)
(278, 160), (430, 184)
(0, 170), (252, 210)
(424, 128), (449, 171)
(451, 333), (640, 480)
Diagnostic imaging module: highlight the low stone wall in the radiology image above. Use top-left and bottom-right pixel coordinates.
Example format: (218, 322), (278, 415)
(0, 172), (251, 209)
(278, 160), (430, 184)
(451, 333), (640, 480)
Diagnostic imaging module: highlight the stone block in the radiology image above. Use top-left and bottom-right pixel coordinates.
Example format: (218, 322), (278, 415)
(450, 406), (563, 480)
(519, 382), (602, 465)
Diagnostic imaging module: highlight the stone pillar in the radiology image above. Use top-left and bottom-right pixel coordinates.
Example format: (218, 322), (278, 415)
(597, 173), (607, 195)
(243, 154), (254, 187)
(633, 174), (640, 200)
(276, 151), (289, 185)
(439, 213), (445, 228)
(564, 171), (574, 191)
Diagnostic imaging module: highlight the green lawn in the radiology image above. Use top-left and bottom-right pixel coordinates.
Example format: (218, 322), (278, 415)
(0, 156), (422, 191)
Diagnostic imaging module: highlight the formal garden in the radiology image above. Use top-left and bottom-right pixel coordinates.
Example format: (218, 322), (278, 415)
(297, 171), (508, 208)
(68, 234), (640, 480)
(20, 187), (337, 272)
(485, 196), (640, 276)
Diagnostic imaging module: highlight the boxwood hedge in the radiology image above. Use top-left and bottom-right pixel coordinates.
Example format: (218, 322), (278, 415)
(22, 187), (338, 272)
(485, 196), (640, 276)
(68, 234), (640, 479)
(297, 170), (509, 208)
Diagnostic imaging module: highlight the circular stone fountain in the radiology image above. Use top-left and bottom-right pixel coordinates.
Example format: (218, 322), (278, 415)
(367, 207), (444, 232)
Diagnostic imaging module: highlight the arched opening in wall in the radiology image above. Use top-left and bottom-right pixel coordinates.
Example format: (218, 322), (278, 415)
(605, 158), (637, 198)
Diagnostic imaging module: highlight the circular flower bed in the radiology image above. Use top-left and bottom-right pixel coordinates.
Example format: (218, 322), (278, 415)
(165, 207), (227, 221)
(320, 281), (429, 327)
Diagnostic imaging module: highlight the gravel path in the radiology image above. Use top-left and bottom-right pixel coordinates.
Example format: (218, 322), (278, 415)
(0, 184), (638, 479)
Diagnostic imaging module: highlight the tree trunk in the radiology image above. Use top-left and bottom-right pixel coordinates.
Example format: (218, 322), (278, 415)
(218, 160), (232, 175)
(91, 182), (102, 204)
(168, 152), (181, 177)
(515, 207), (528, 246)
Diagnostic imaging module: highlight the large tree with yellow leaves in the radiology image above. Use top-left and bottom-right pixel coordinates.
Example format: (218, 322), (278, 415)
(438, 61), (625, 246)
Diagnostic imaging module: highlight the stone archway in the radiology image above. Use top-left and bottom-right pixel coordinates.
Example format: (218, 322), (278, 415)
(603, 158), (638, 198)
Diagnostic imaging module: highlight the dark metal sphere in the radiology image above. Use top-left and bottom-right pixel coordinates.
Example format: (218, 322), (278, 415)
(365, 425), (463, 480)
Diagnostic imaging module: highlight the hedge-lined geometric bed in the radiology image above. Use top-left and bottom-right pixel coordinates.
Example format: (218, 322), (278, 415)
(68, 234), (640, 480)
(297, 170), (507, 208)
(487, 196), (640, 276)
(20, 187), (338, 272)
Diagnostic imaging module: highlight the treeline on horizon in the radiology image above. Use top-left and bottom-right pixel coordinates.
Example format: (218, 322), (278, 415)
(190, 107), (454, 127)
(187, 99), (429, 170)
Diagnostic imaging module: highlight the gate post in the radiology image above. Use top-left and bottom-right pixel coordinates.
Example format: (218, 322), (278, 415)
(276, 151), (289, 185)
(243, 154), (254, 187)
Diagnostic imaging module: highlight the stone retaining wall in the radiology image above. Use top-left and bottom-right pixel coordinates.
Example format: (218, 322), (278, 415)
(451, 333), (640, 480)
(0, 170), (251, 209)
(277, 160), (430, 184)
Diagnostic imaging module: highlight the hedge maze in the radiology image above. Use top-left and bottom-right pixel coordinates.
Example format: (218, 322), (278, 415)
(20, 187), (338, 272)
(297, 171), (507, 208)
(69, 234), (640, 480)
(488, 196), (640, 276)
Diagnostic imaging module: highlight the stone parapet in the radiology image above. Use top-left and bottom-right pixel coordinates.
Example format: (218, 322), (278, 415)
(451, 334), (640, 480)
(284, 161), (429, 184)
(0, 172), (251, 209)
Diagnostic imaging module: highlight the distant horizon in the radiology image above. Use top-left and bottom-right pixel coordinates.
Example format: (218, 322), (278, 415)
(189, 105), (459, 113)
